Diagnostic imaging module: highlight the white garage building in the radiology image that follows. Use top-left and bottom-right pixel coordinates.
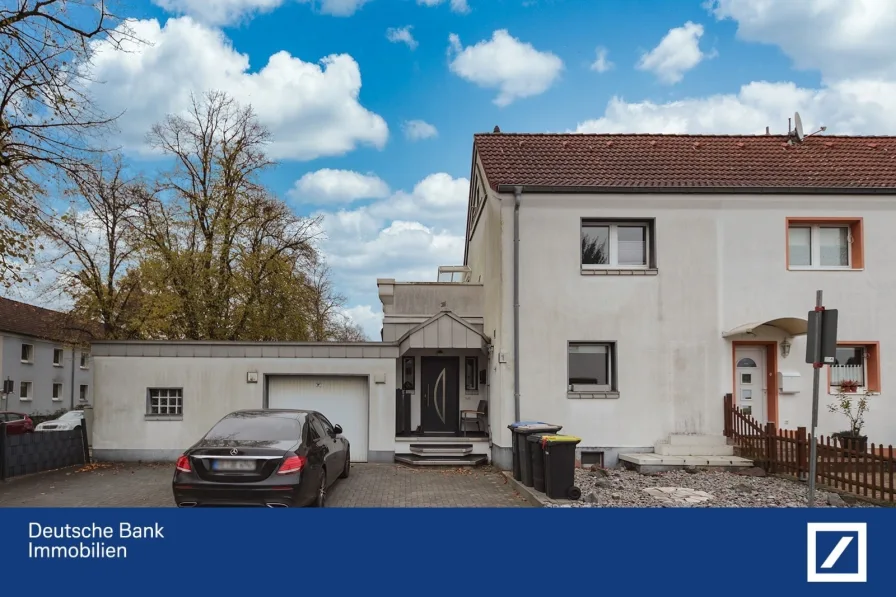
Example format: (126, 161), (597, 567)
(91, 341), (400, 463)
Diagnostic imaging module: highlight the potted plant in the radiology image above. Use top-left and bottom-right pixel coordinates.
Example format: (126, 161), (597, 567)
(827, 380), (873, 454)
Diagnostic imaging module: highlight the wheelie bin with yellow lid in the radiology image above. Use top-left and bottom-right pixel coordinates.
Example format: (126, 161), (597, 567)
(509, 422), (563, 486)
(541, 435), (582, 500)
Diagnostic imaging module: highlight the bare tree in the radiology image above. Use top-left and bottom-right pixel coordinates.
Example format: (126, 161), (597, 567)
(37, 155), (146, 338)
(0, 0), (136, 288)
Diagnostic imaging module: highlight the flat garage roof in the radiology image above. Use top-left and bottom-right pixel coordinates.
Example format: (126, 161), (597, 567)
(91, 341), (400, 359)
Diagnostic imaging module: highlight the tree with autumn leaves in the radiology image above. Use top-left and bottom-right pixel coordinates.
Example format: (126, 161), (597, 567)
(39, 92), (366, 342)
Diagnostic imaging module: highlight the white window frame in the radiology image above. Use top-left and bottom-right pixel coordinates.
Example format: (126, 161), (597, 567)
(20, 381), (32, 401)
(788, 224), (852, 269)
(79, 352), (90, 369)
(581, 221), (651, 269)
(53, 348), (64, 367)
(147, 388), (184, 417)
(52, 382), (64, 401)
(21, 343), (33, 363)
(567, 342), (616, 392)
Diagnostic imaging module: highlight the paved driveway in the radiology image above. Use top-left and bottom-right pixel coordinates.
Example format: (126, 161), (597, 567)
(0, 462), (530, 508)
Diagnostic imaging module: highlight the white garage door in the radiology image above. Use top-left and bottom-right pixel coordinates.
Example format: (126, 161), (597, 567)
(267, 376), (369, 462)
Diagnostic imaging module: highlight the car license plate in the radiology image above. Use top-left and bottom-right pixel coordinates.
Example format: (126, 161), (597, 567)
(213, 459), (255, 471)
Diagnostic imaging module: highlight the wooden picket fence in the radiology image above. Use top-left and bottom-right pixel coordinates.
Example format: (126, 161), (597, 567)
(723, 394), (895, 503)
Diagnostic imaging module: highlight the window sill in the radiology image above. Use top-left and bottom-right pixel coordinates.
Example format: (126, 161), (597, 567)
(581, 268), (658, 276)
(567, 391), (620, 400)
(788, 267), (863, 272)
(144, 415), (183, 422)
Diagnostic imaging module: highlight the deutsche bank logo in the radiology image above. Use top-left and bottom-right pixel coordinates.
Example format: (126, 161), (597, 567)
(807, 523), (867, 583)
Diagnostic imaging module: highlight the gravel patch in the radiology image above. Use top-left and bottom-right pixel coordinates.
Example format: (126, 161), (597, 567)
(545, 467), (878, 508)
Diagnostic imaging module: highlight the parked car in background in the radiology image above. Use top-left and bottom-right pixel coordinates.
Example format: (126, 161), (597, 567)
(172, 409), (351, 508)
(0, 412), (35, 435)
(35, 410), (84, 431)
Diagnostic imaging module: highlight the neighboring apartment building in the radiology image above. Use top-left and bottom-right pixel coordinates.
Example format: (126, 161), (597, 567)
(87, 129), (896, 469)
(0, 297), (100, 415)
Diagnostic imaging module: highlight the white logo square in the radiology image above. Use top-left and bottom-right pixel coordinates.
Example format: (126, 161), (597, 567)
(807, 522), (867, 583)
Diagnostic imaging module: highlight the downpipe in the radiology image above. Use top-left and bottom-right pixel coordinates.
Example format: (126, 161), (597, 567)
(513, 186), (522, 423)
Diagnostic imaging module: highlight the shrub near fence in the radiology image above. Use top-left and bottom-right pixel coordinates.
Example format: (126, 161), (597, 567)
(0, 421), (90, 481)
(723, 394), (895, 503)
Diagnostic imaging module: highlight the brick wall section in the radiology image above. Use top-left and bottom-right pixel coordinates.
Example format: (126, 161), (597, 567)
(1, 428), (86, 480)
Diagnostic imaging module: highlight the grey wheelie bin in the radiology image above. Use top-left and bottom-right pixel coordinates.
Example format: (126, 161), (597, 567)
(508, 422), (562, 486)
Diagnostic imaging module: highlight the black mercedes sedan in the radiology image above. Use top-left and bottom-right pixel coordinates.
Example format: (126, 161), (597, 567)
(172, 409), (351, 508)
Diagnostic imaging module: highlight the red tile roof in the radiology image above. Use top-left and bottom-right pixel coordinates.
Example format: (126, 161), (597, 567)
(473, 133), (896, 191)
(0, 297), (103, 344)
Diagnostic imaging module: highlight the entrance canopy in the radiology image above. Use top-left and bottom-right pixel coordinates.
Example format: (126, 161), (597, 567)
(397, 310), (490, 354)
(722, 317), (808, 338)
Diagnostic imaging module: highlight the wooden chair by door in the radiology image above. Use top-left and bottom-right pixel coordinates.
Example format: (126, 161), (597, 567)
(460, 399), (487, 436)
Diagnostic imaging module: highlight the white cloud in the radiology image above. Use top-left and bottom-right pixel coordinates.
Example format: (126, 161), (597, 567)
(710, 0), (896, 81)
(402, 119), (438, 140)
(303, 0), (372, 16)
(317, 173), (469, 334)
(386, 26), (418, 50)
(576, 2), (896, 136)
(447, 30), (563, 106)
(152, 0), (370, 25)
(85, 17), (388, 161)
(590, 47), (613, 73)
(288, 169), (391, 204)
(340, 304), (383, 340)
(418, 0), (470, 14)
(152, 0), (283, 25)
(637, 21), (713, 84)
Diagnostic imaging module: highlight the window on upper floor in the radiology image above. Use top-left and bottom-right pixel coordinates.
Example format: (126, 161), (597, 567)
(829, 342), (880, 393)
(786, 218), (864, 270)
(581, 219), (656, 273)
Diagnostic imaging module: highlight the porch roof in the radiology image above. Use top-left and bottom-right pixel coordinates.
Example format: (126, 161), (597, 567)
(722, 317), (808, 338)
(397, 310), (491, 353)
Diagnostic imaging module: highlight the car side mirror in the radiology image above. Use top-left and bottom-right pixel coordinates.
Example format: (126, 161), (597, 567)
(333, 424), (342, 435)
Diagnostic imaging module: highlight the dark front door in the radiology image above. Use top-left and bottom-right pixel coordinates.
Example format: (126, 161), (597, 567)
(420, 357), (459, 434)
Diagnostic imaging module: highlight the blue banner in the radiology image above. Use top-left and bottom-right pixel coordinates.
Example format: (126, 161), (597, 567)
(0, 508), (889, 595)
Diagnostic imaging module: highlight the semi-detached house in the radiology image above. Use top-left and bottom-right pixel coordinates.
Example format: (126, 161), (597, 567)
(91, 131), (896, 468)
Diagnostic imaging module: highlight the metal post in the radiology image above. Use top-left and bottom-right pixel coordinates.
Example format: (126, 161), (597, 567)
(808, 290), (823, 507)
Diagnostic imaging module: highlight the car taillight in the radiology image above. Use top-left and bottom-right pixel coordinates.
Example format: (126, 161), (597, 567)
(175, 455), (192, 473)
(277, 455), (306, 475)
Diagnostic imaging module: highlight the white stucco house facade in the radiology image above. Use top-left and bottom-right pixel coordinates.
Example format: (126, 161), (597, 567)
(92, 131), (896, 468)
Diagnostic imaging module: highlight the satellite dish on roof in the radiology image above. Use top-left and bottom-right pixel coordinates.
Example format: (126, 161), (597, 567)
(793, 111), (804, 142)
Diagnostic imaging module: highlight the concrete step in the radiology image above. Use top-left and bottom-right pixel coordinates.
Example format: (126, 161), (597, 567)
(409, 443), (473, 457)
(619, 453), (753, 473)
(668, 434), (728, 447)
(655, 442), (735, 456)
(394, 454), (487, 467)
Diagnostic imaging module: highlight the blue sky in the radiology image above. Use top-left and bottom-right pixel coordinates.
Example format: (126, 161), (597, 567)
(13, 0), (896, 338)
